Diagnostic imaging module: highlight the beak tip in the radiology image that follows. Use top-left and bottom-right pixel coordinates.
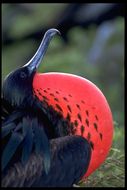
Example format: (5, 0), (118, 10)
(46, 28), (61, 37)
(56, 29), (61, 36)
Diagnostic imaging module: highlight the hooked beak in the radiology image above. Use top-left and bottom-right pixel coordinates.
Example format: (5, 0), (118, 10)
(23, 28), (60, 73)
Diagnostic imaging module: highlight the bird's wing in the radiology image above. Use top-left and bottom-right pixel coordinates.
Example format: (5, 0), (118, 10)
(2, 135), (91, 187)
(2, 112), (50, 175)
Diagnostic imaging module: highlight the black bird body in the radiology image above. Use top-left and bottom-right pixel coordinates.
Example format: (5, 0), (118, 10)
(2, 88), (91, 187)
(2, 29), (91, 187)
(2, 136), (91, 187)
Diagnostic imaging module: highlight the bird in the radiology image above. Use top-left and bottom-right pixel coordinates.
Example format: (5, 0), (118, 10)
(2, 28), (114, 187)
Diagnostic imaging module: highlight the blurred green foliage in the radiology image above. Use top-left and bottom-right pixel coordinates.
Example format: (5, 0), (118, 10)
(2, 3), (124, 187)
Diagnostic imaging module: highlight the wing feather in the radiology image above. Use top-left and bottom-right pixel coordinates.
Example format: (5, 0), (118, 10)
(2, 125), (24, 171)
(21, 118), (34, 165)
(32, 118), (51, 174)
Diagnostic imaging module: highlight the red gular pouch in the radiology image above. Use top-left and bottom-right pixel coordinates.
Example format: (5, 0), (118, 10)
(33, 72), (114, 178)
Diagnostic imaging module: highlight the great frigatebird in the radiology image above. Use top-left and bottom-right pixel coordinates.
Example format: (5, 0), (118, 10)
(2, 28), (113, 187)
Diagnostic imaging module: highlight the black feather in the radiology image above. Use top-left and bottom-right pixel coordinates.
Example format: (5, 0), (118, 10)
(2, 127), (24, 171)
(2, 123), (16, 138)
(3, 110), (24, 126)
(32, 118), (51, 174)
(21, 118), (34, 165)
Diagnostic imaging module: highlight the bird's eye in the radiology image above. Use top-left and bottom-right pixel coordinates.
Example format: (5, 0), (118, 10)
(20, 72), (27, 79)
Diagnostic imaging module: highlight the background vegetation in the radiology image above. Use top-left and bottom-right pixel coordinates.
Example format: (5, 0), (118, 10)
(2, 3), (125, 187)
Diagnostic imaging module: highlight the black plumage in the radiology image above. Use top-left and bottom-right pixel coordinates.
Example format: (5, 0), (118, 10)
(2, 136), (91, 187)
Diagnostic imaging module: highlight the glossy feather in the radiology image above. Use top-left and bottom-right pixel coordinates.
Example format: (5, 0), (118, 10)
(32, 118), (51, 174)
(2, 126), (24, 171)
(21, 118), (34, 165)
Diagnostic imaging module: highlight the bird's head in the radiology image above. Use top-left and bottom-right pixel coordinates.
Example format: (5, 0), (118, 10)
(2, 29), (60, 107)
